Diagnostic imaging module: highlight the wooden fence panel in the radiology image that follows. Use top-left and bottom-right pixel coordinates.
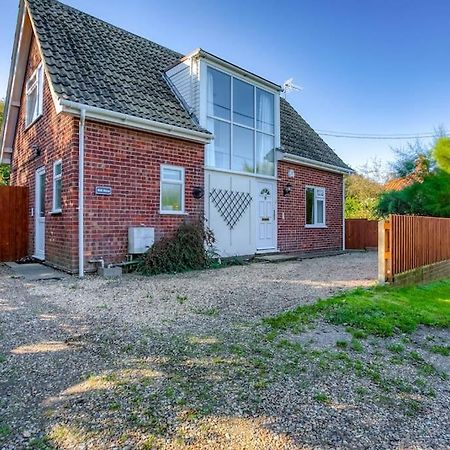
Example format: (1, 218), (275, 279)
(381, 214), (450, 281)
(0, 186), (28, 262)
(345, 219), (378, 249)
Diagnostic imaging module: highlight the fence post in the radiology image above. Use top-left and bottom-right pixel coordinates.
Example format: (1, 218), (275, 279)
(378, 218), (392, 284)
(378, 220), (386, 284)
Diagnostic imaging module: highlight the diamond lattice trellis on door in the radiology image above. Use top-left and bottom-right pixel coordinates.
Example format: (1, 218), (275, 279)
(210, 188), (252, 230)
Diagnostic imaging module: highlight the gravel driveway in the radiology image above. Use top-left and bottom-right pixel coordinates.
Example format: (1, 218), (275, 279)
(1, 252), (449, 449)
(31, 252), (377, 334)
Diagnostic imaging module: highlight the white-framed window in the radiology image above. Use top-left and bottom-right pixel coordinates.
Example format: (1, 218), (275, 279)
(306, 186), (326, 227)
(25, 63), (44, 128)
(206, 66), (276, 176)
(160, 165), (185, 214)
(52, 160), (62, 213)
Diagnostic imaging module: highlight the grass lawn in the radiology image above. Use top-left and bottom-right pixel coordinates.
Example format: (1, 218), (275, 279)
(264, 278), (450, 336)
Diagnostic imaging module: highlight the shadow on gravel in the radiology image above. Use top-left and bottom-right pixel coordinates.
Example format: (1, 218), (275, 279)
(4, 321), (447, 449)
(0, 266), (449, 449)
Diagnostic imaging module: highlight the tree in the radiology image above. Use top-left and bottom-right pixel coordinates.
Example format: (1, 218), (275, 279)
(389, 139), (432, 178)
(388, 127), (445, 178)
(0, 99), (10, 186)
(345, 158), (385, 219)
(377, 137), (450, 218)
(433, 137), (450, 173)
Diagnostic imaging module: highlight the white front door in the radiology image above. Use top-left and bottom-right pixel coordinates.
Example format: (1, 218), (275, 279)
(256, 181), (276, 250)
(34, 167), (46, 260)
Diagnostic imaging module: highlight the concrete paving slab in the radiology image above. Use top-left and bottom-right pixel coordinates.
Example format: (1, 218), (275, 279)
(255, 250), (346, 263)
(4, 262), (67, 281)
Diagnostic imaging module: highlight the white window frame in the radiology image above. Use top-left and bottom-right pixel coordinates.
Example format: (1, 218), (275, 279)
(205, 65), (277, 177)
(25, 63), (44, 128)
(52, 159), (62, 213)
(159, 165), (185, 215)
(305, 186), (326, 228)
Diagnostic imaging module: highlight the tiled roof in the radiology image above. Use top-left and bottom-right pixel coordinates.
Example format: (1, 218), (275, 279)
(27, 0), (350, 170)
(384, 156), (428, 191)
(280, 98), (351, 171)
(27, 0), (205, 132)
(384, 176), (414, 191)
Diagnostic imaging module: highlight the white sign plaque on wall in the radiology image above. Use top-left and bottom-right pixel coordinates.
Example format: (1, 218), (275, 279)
(95, 186), (112, 196)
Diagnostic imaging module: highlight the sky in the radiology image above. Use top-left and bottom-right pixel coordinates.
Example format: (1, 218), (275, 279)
(1, 0), (449, 173)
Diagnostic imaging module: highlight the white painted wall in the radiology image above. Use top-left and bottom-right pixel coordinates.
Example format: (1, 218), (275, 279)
(205, 169), (277, 256)
(166, 58), (200, 119)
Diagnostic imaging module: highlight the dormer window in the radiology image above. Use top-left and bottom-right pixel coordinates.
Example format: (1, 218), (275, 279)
(206, 66), (275, 176)
(25, 63), (44, 128)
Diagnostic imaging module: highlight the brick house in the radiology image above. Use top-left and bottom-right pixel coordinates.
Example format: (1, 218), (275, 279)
(0, 0), (352, 275)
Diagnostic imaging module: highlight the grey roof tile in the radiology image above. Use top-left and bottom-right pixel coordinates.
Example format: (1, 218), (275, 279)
(27, 0), (205, 132)
(280, 98), (351, 171)
(27, 0), (350, 170)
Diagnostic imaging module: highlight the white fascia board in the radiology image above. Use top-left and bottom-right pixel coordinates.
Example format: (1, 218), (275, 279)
(59, 99), (212, 144)
(0, 2), (63, 164)
(188, 48), (282, 93)
(1, 1), (26, 164)
(279, 152), (354, 175)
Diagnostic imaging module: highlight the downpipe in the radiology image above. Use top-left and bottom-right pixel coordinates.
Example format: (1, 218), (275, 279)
(78, 108), (86, 278)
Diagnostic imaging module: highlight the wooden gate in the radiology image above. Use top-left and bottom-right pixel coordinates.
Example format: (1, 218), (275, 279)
(0, 186), (29, 262)
(345, 219), (378, 249)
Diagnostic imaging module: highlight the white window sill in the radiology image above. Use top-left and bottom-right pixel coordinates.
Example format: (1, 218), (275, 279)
(305, 224), (327, 229)
(51, 209), (62, 215)
(159, 210), (187, 216)
(25, 113), (43, 131)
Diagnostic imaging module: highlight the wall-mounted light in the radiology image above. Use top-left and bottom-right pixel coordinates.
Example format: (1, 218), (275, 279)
(283, 183), (292, 196)
(32, 145), (41, 158)
(192, 186), (204, 199)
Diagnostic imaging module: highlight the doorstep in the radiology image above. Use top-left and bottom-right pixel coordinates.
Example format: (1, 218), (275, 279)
(254, 249), (346, 263)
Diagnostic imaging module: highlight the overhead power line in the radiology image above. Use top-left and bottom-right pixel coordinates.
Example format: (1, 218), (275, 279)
(316, 130), (439, 140)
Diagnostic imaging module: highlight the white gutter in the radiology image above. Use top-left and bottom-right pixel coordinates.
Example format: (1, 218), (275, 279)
(59, 99), (212, 144)
(78, 108), (86, 278)
(279, 152), (354, 175)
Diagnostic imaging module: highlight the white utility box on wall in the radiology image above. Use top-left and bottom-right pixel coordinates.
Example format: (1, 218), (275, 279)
(128, 227), (155, 254)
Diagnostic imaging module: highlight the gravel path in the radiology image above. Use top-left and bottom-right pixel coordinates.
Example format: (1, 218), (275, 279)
(1, 252), (449, 449)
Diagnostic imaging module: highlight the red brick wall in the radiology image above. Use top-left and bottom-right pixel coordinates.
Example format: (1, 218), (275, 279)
(10, 35), (79, 271)
(277, 161), (344, 253)
(82, 121), (205, 268)
(9, 30), (343, 271)
(10, 33), (205, 273)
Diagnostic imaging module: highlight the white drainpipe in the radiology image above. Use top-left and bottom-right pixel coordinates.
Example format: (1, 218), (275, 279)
(78, 108), (86, 278)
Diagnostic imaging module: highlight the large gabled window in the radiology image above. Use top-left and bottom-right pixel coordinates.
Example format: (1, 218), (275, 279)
(25, 63), (44, 128)
(206, 66), (275, 176)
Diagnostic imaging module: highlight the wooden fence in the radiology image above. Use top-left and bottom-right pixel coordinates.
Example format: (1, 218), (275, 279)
(379, 214), (450, 283)
(345, 219), (378, 250)
(0, 186), (29, 262)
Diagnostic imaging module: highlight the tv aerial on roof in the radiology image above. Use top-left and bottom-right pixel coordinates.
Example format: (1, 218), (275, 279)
(282, 78), (303, 98)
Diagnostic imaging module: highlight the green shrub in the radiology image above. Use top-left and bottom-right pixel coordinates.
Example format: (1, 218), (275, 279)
(138, 220), (216, 275)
